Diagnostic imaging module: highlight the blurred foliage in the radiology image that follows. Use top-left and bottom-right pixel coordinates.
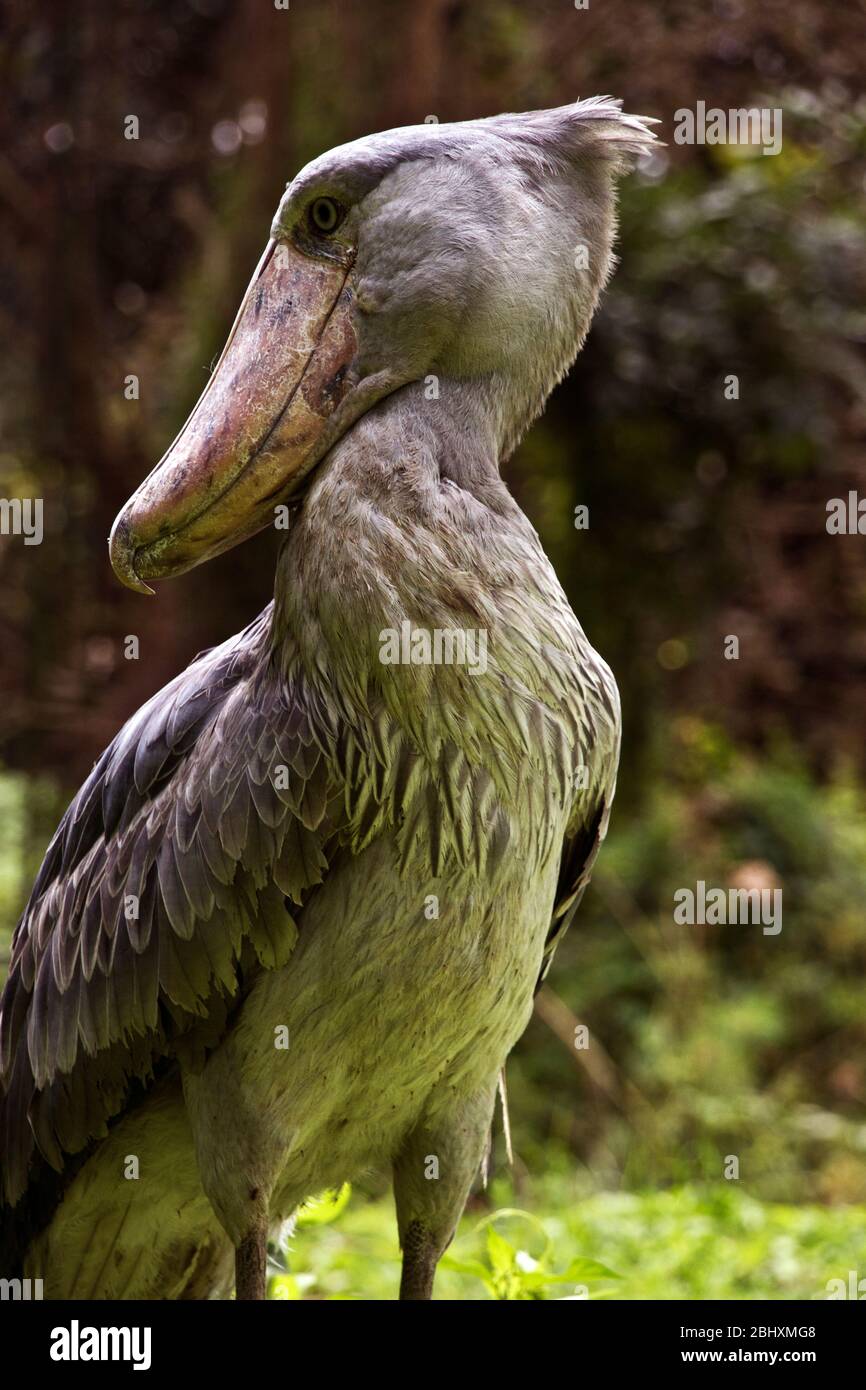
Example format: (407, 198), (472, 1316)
(1, 0), (865, 1294)
(509, 724), (866, 1209)
(265, 1176), (866, 1300)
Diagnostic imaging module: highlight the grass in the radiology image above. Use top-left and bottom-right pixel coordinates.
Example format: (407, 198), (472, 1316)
(269, 1176), (866, 1300)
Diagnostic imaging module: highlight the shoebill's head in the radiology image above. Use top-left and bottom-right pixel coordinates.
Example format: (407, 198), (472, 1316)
(110, 98), (657, 593)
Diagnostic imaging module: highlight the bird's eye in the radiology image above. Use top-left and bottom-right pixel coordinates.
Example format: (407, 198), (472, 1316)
(308, 197), (345, 235)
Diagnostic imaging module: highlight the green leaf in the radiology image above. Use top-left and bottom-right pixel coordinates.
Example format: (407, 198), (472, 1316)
(561, 1257), (622, 1281)
(486, 1225), (517, 1275)
(440, 1254), (493, 1282)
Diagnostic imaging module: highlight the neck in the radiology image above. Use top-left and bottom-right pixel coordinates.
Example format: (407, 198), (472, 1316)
(271, 375), (546, 680)
(268, 372), (590, 788)
(338, 375), (519, 509)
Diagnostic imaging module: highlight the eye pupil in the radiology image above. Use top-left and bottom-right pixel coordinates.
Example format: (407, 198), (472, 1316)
(310, 197), (342, 233)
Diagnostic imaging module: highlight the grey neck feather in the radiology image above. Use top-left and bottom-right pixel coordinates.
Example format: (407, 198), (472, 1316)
(271, 378), (542, 678)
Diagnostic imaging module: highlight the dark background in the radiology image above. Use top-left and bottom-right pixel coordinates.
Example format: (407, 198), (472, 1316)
(2, 0), (866, 1223)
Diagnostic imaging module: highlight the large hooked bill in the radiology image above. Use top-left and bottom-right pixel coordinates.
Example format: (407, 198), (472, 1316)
(109, 238), (357, 593)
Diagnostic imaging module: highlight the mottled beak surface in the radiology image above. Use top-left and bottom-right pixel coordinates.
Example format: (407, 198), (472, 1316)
(109, 239), (356, 592)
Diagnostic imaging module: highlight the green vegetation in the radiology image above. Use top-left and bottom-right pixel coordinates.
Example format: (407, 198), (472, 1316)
(498, 727), (866, 1226)
(268, 1178), (866, 1301)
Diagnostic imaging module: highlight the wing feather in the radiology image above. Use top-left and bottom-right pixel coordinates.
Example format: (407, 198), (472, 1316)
(0, 607), (334, 1203)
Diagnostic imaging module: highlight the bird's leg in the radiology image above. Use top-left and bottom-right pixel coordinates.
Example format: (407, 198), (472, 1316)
(235, 1220), (268, 1301)
(399, 1220), (440, 1300)
(182, 1066), (277, 1302)
(393, 1082), (498, 1302)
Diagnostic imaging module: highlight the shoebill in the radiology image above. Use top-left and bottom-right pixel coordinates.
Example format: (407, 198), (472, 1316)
(0, 99), (655, 1299)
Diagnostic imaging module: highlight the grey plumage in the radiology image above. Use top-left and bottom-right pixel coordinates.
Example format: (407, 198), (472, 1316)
(0, 98), (654, 1297)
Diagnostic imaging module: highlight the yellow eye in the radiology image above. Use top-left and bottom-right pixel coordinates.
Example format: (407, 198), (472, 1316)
(308, 196), (344, 235)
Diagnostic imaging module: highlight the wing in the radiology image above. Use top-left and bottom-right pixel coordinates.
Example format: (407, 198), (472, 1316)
(537, 794), (613, 990)
(0, 604), (335, 1204)
(536, 655), (621, 991)
(0, 604), (521, 1208)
